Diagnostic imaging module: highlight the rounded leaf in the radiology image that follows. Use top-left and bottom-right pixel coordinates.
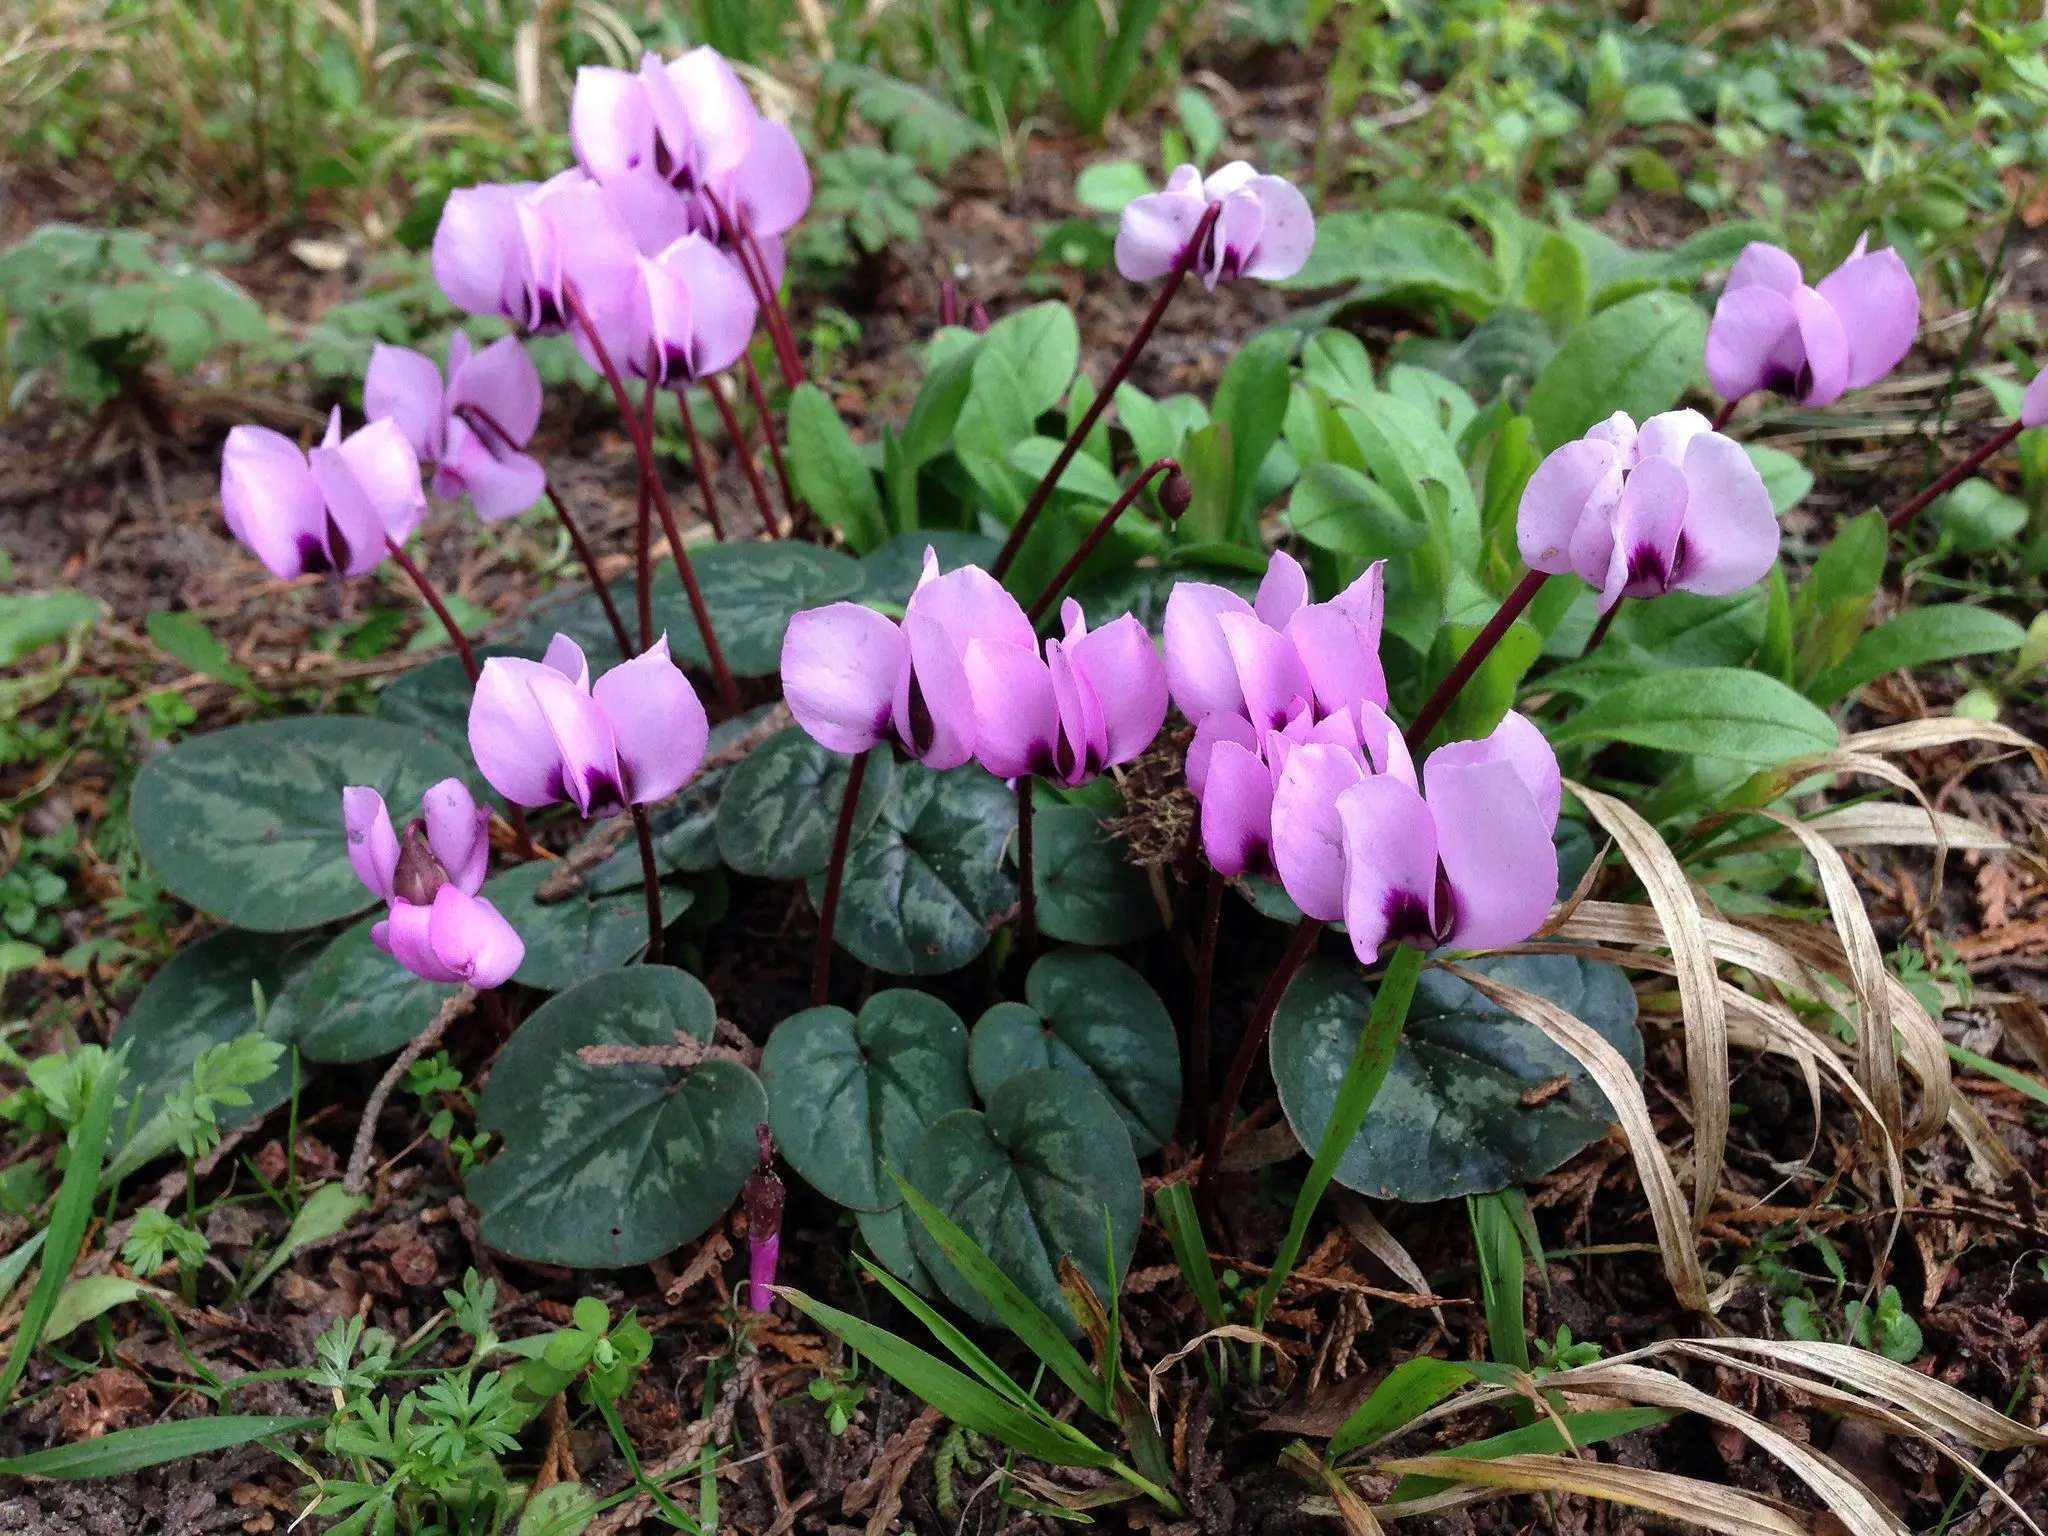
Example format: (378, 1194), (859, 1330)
(856, 1206), (936, 1294)
(131, 717), (473, 931)
(483, 860), (691, 992)
(903, 1070), (1142, 1333)
(1031, 805), (1160, 947)
(273, 915), (455, 1063)
(969, 952), (1179, 1155)
(1271, 953), (1642, 1202)
(761, 990), (972, 1212)
(470, 967), (767, 1266)
(716, 728), (895, 879)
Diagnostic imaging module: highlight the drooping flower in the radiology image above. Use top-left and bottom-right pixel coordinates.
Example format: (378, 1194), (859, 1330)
(1115, 162), (1315, 289)
(220, 409), (424, 580)
(1165, 552), (1386, 780)
(2024, 366), (2048, 429)
(365, 332), (545, 523)
(1705, 236), (1918, 408)
(569, 232), (759, 387)
(468, 633), (709, 818)
(1196, 702), (1395, 884)
(343, 778), (522, 988)
(962, 599), (1169, 788)
(432, 172), (636, 335)
(1516, 409), (1778, 613)
(780, 550), (1038, 769)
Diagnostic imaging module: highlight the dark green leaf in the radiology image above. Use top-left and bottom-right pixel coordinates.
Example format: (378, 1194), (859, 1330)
(1520, 232), (1588, 339)
(1811, 605), (2027, 705)
(1524, 290), (1707, 450)
(0, 1415), (325, 1478)
(1285, 210), (1500, 316)
(857, 1204), (937, 1292)
(1300, 329), (1376, 403)
(1547, 666), (1839, 765)
(1327, 1357), (1476, 1460)
(1212, 330), (1298, 536)
(484, 860), (683, 993)
(272, 916), (454, 1064)
(131, 717), (473, 931)
(375, 646), (526, 763)
(716, 729), (894, 879)
(788, 382), (888, 552)
(470, 968), (766, 1266)
(981, 302), (1079, 418)
(1031, 805), (1158, 946)
(1286, 462), (1427, 559)
(762, 991), (973, 1212)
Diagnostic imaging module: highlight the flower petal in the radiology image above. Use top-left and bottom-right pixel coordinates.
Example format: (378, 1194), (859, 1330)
(541, 632), (591, 688)
(343, 786), (400, 902)
(1162, 580), (1255, 724)
(1516, 437), (1623, 577)
(1186, 710), (1258, 802)
(1254, 549), (1309, 627)
(1789, 284), (1850, 406)
(2026, 367), (2048, 430)
(1427, 753), (1557, 950)
(1631, 408), (1712, 468)
(363, 344), (446, 462)
(1672, 429), (1779, 597)
(1063, 613), (1167, 770)
(1335, 773), (1440, 960)
(669, 46), (755, 182)
(1115, 188), (1206, 282)
(220, 425), (324, 579)
(1046, 639), (1108, 786)
(1424, 710), (1560, 831)
(1209, 190), (1264, 287)
(448, 334), (542, 446)
(432, 184), (519, 319)
(1725, 240), (1803, 295)
(526, 667), (627, 818)
(469, 656), (573, 807)
(438, 422), (546, 523)
(1201, 739), (1276, 877)
(1601, 452), (1690, 608)
(306, 444), (397, 579)
(1285, 595), (1387, 719)
(591, 636), (709, 805)
(734, 120), (811, 237)
(782, 602), (906, 754)
(427, 886), (526, 989)
(1240, 174), (1315, 281)
(962, 639), (1058, 781)
(1271, 742), (1366, 922)
(330, 418), (426, 545)
(898, 560), (1031, 769)
(421, 777), (491, 895)
(1704, 283), (1798, 403)
(382, 899), (465, 983)
(570, 64), (654, 183)
(1218, 610), (1311, 732)
(1814, 243), (1917, 391)
(656, 233), (757, 379)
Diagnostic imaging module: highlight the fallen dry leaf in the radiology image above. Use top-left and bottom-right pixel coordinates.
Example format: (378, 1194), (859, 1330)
(57, 1368), (153, 1441)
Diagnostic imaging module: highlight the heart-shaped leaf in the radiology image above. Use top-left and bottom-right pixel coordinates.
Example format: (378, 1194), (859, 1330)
(1031, 804), (1159, 946)
(483, 860), (690, 992)
(272, 916), (455, 1064)
(856, 1206), (936, 1294)
(469, 967), (766, 1267)
(374, 646), (526, 763)
(904, 1070), (1141, 1334)
(585, 703), (784, 892)
(1270, 953), (1641, 1202)
(969, 951), (1179, 1155)
(761, 990), (972, 1212)
(811, 762), (1017, 975)
(131, 717), (472, 931)
(716, 730), (895, 879)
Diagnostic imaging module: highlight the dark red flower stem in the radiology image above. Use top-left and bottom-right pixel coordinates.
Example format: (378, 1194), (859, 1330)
(1016, 776), (1038, 968)
(704, 189), (802, 385)
(1026, 457), (1180, 625)
(635, 370), (657, 650)
(632, 803), (665, 966)
(1403, 567), (1549, 751)
(1582, 599), (1623, 657)
(459, 404), (632, 662)
(1886, 418), (2023, 534)
(990, 203), (1222, 581)
(1186, 865), (1224, 1138)
(810, 748), (871, 1007)
(709, 377), (783, 539)
(383, 535), (479, 685)
(741, 352), (801, 530)
(1710, 397), (1739, 432)
(1197, 916), (1324, 1231)
(676, 395), (729, 543)
(564, 284), (740, 716)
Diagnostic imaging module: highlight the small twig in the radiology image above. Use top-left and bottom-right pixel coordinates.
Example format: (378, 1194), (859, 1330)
(345, 987), (478, 1196)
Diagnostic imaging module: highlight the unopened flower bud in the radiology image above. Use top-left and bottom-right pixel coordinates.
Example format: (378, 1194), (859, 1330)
(391, 823), (449, 906)
(742, 1123), (784, 1312)
(1160, 469), (1193, 522)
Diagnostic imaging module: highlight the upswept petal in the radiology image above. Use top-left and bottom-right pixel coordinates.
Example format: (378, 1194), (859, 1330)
(735, 120), (811, 237)
(432, 184), (520, 318)
(379, 899), (464, 983)
(570, 65), (655, 182)
(426, 886), (526, 988)
(1600, 452), (1690, 608)
(1672, 430), (1778, 597)
(1516, 437), (1622, 575)
(1063, 612), (1167, 769)
(1115, 189), (1206, 282)
(526, 667), (627, 817)
(1334, 773), (1439, 960)
(632, 250), (695, 383)
(1789, 284), (1851, 406)
(1704, 283), (1797, 402)
(420, 777), (491, 894)
(961, 639), (1058, 781)
(1162, 580), (1255, 723)
(1254, 549), (1309, 627)
(447, 333), (542, 445)
(1631, 408), (1712, 468)
(1425, 711), (1559, 828)
(1427, 753), (1557, 950)
(1208, 192), (1264, 287)
(1045, 640), (1108, 786)
(541, 632), (591, 688)
(1217, 610), (1310, 731)
(1724, 241), (1803, 295)
(2025, 367), (2048, 430)
(668, 47), (755, 181)
(657, 233), (757, 378)
(591, 637), (709, 805)
(1202, 739), (1277, 877)
(1271, 742), (1367, 922)
(781, 602), (906, 754)
(220, 425), (325, 579)
(305, 444), (395, 578)
(329, 417), (425, 543)
(437, 422), (546, 522)
(363, 344), (446, 462)
(343, 786), (400, 902)
(1286, 598), (1387, 718)
(469, 656), (575, 807)
(1814, 243), (1917, 390)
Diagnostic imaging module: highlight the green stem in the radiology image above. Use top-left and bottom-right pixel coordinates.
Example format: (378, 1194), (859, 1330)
(1252, 943), (1424, 1331)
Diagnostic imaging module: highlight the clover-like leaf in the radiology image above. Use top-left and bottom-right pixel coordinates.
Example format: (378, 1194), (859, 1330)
(761, 991), (972, 1212)
(469, 968), (766, 1267)
(969, 951), (1179, 1155)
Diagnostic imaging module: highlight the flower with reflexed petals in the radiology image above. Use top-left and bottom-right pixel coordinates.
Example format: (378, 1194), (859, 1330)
(343, 778), (523, 988)
(220, 408), (423, 580)
(1705, 236), (1918, 408)
(365, 332), (545, 523)
(1115, 162), (1314, 289)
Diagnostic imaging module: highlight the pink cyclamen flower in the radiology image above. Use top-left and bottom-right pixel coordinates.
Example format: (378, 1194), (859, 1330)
(1115, 162), (1315, 289)
(343, 778), (523, 988)
(2022, 368), (2048, 429)
(571, 232), (759, 387)
(220, 408), (423, 580)
(468, 633), (709, 818)
(1516, 409), (1778, 614)
(1705, 236), (1917, 407)
(963, 599), (1169, 788)
(365, 332), (545, 523)
(433, 171), (637, 335)
(1198, 700), (1396, 885)
(780, 549), (1039, 769)
(742, 1124), (782, 1312)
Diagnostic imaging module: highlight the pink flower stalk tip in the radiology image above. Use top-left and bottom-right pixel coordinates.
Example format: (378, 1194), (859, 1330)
(365, 332), (545, 523)
(468, 633), (710, 818)
(742, 1122), (782, 1313)
(220, 408), (424, 581)
(780, 549), (1037, 769)
(1705, 236), (1918, 407)
(1115, 162), (1315, 290)
(963, 598), (1169, 788)
(1517, 409), (1778, 614)
(1262, 710), (1559, 957)
(344, 778), (522, 988)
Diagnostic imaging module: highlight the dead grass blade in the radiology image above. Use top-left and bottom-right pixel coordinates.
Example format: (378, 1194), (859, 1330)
(1566, 781), (1728, 1233)
(1147, 1326), (1295, 1416)
(1368, 1453), (1810, 1535)
(1330, 1193), (1446, 1330)
(1845, 718), (2048, 778)
(1283, 1442), (1387, 1535)
(1754, 801), (2008, 853)
(1441, 963), (1708, 1310)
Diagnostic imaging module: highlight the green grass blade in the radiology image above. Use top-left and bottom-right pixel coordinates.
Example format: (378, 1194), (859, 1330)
(1327, 1356), (1477, 1460)
(1255, 943), (1424, 1330)
(1947, 1043), (2048, 1107)
(891, 1172), (1110, 1418)
(242, 1182), (367, 1299)
(1468, 1190), (1530, 1372)
(853, 1256), (1036, 1411)
(1387, 1406), (1678, 1500)
(0, 1049), (122, 1408)
(1153, 1183), (1225, 1328)
(0, 1414), (326, 1478)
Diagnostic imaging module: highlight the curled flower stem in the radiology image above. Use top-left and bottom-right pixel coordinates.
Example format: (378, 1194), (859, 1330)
(1403, 567), (1549, 751)
(383, 535), (480, 685)
(632, 803), (665, 966)
(459, 404), (632, 661)
(1016, 776), (1038, 969)
(1710, 397), (1739, 432)
(1186, 865), (1224, 1138)
(1886, 418), (2023, 534)
(564, 283), (740, 716)
(810, 748), (871, 1007)
(741, 352), (801, 530)
(990, 203), (1222, 581)
(1026, 457), (1180, 624)
(709, 376), (784, 539)
(676, 394), (729, 542)
(1198, 916), (1324, 1231)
